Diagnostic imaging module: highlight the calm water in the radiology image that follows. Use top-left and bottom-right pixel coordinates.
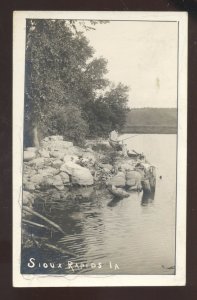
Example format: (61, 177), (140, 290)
(22, 134), (177, 275)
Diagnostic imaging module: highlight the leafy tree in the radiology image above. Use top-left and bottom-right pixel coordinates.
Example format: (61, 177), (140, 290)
(43, 104), (89, 146)
(24, 19), (130, 146)
(103, 82), (130, 129)
(24, 19), (108, 146)
(83, 83), (130, 137)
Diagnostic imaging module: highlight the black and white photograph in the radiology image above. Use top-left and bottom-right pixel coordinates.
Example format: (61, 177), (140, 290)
(13, 11), (187, 287)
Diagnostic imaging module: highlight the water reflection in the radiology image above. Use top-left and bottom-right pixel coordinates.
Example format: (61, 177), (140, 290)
(107, 197), (123, 207)
(141, 190), (155, 206)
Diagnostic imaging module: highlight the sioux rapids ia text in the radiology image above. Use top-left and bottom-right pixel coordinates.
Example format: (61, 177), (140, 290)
(27, 258), (120, 271)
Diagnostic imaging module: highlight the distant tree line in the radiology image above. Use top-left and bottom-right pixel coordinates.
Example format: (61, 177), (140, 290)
(24, 19), (129, 146)
(125, 107), (177, 127)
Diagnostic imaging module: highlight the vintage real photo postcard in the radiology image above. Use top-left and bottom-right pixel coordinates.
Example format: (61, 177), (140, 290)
(13, 11), (187, 287)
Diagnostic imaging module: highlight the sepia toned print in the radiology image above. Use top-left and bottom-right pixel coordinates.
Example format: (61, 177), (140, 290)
(13, 11), (187, 287)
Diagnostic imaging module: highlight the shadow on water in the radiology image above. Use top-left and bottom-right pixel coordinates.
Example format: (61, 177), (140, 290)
(141, 189), (155, 206)
(107, 197), (123, 207)
(107, 187), (148, 207)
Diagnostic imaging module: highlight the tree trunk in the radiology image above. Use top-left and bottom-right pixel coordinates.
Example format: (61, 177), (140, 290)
(32, 125), (40, 148)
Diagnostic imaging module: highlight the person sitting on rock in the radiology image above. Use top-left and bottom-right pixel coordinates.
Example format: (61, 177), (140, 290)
(109, 129), (128, 157)
(109, 129), (123, 151)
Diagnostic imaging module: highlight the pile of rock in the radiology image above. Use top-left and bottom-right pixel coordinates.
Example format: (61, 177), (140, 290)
(23, 136), (96, 200)
(23, 135), (155, 206)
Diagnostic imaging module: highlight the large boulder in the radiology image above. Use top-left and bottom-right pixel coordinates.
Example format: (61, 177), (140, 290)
(59, 172), (70, 184)
(40, 174), (64, 190)
(108, 171), (126, 187)
(43, 137), (50, 142)
(63, 154), (79, 163)
(23, 181), (36, 192)
(50, 151), (65, 160)
(72, 169), (94, 186)
(82, 151), (96, 163)
(99, 163), (113, 173)
(126, 170), (142, 188)
(85, 147), (94, 153)
(38, 149), (50, 158)
(37, 167), (59, 176)
(52, 175), (64, 190)
(65, 146), (83, 156)
(23, 163), (32, 172)
(46, 135), (63, 141)
(30, 173), (45, 185)
(115, 160), (135, 172)
(25, 147), (37, 152)
(52, 159), (63, 169)
(60, 161), (93, 186)
(28, 157), (46, 169)
(23, 167), (37, 179)
(60, 161), (83, 174)
(24, 151), (36, 162)
(86, 140), (111, 152)
(42, 140), (73, 152)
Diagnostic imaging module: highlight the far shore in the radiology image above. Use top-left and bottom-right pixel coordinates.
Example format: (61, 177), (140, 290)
(121, 126), (177, 134)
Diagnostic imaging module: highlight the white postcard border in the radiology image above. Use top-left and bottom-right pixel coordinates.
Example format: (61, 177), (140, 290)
(13, 11), (188, 287)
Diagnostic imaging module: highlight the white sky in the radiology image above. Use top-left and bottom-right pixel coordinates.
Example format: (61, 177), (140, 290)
(84, 21), (178, 108)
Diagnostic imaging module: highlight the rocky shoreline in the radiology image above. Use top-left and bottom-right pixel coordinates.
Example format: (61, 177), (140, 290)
(23, 135), (156, 207)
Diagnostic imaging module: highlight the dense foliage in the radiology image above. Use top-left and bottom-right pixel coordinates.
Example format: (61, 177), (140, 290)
(44, 104), (89, 145)
(24, 19), (129, 146)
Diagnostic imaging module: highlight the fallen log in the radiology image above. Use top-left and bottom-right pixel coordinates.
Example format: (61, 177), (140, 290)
(23, 206), (65, 235)
(22, 219), (49, 230)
